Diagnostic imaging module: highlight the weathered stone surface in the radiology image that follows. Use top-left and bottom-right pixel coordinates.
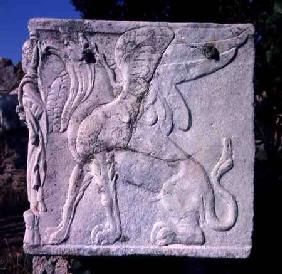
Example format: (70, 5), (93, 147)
(19, 19), (254, 258)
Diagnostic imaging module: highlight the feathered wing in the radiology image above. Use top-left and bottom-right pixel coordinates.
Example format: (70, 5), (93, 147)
(143, 28), (250, 136)
(39, 46), (95, 133)
(37, 48), (70, 133)
(115, 27), (175, 97)
(45, 71), (69, 132)
(44, 26), (175, 134)
(59, 61), (95, 132)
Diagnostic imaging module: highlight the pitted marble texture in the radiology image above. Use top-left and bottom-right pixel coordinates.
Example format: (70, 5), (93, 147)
(18, 19), (254, 258)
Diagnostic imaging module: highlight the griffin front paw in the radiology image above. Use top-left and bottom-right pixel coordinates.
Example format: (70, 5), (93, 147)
(45, 226), (67, 245)
(91, 224), (121, 245)
(150, 221), (176, 246)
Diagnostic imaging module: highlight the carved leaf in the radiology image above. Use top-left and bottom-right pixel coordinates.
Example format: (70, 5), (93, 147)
(46, 73), (70, 132)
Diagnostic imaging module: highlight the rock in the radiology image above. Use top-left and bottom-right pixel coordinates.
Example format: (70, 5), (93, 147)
(33, 256), (71, 274)
(0, 94), (24, 133)
(21, 19), (254, 258)
(0, 58), (23, 94)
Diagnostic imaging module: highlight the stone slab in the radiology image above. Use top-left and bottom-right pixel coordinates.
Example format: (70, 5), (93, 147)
(18, 19), (254, 258)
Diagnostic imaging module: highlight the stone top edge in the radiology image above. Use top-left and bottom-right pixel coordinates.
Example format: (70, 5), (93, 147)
(28, 18), (254, 35)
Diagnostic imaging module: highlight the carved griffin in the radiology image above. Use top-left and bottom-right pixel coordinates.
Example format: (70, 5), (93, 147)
(19, 26), (250, 246)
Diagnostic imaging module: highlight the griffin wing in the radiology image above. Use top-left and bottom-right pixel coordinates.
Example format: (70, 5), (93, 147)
(38, 50), (68, 133)
(115, 27), (175, 97)
(142, 27), (251, 136)
(38, 39), (96, 133)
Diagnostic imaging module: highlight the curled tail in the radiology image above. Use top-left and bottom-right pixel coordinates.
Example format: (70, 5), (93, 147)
(204, 138), (238, 231)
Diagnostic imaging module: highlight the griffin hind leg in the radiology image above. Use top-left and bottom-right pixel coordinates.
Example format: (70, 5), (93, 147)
(151, 215), (205, 246)
(151, 159), (206, 246)
(91, 152), (121, 245)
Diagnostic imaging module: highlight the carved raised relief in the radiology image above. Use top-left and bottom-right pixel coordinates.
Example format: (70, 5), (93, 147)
(19, 19), (254, 258)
